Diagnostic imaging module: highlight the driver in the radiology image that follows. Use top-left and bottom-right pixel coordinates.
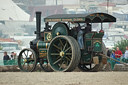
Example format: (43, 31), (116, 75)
(72, 22), (84, 49)
(85, 23), (91, 33)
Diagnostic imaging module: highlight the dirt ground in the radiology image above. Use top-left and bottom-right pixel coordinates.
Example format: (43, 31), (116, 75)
(0, 72), (128, 85)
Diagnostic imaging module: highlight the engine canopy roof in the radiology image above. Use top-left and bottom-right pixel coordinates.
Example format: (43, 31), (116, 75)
(44, 13), (116, 23)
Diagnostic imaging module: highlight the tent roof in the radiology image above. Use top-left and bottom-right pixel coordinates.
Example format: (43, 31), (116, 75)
(0, 0), (30, 21)
(113, 5), (128, 14)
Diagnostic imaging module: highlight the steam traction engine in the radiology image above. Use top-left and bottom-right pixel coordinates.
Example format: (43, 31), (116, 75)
(18, 12), (116, 72)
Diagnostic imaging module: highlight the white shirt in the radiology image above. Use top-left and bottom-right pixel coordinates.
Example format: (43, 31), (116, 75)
(124, 50), (128, 59)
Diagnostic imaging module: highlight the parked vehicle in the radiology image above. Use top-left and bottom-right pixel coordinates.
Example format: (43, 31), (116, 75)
(18, 12), (116, 72)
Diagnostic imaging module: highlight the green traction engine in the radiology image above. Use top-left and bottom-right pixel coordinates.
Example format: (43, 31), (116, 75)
(18, 12), (116, 72)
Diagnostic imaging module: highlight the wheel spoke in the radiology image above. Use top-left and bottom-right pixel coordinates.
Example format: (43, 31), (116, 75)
(57, 49), (60, 53)
(21, 56), (25, 59)
(59, 39), (64, 47)
(29, 58), (34, 62)
(65, 47), (71, 52)
(53, 44), (61, 50)
(56, 56), (61, 59)
(65, 59), (69, 66)
(27, 50), (29, 57)
(27, 63), (30, 70)
(65, 56), (71, 62)
(59, 61), (65, 70)
(29, 54), (33, 58)
(53, 58), (62, 65)
(63, 41), (67, 51)
(59, 39), (64, 50)
(65, 53), (72, 55)
(24, 52), (27, 58)
(22, 62), (25, 67)
(51, 53), (60, 56)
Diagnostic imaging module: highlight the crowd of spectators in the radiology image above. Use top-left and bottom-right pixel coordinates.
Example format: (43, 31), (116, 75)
(3, 52), (17, 65)
(108, 46), (128, 63)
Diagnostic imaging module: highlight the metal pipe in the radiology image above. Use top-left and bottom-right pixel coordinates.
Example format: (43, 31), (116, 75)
(107, 0), (109, 13)
(101, 22), (103, 30)
(56, 0), (57, 5)
(36, 12), (41, 39)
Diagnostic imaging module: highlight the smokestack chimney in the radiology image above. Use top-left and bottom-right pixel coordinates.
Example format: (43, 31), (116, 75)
(36, 12), (41, 40)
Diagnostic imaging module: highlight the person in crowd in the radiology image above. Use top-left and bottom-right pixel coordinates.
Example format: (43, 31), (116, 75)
(108, 49), (116, 70)
(10, 52), (14, 60)
(111, 49), (115, 59)
(124, 46), (128, 59)
(3, 51), (10, 65)
(10, 52), (17, 65)
(115, 47), (122, 64)
(115, 47), (122, 58)
(107, 48), (111, 57)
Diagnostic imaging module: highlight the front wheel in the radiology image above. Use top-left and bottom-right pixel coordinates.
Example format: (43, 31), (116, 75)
(18, 48), (37, 72)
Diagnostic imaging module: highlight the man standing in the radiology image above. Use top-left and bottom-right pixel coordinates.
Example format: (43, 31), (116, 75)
(115, 47), (122, 64)
(3, 52), (10, 65)
(76, 23), (84, 49)
(124, 46), (128, 59)
(115, 47), (122, 58)
(72, 22), (84, 49)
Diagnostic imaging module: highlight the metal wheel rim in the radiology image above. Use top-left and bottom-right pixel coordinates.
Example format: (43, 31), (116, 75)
(48, 37), (73, 71)
(18, 48), (37, 72)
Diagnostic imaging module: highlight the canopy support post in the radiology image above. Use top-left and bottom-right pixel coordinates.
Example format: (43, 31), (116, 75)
(101, 22), (103, 30)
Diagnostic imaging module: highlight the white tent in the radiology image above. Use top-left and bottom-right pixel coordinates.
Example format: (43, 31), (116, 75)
(0, 0), (30, 21)
(113, 5), (128, 14)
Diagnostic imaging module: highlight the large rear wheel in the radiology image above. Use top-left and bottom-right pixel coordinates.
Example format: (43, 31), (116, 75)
(18, 48), (37, 72)
(47, 35), (81, 72)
